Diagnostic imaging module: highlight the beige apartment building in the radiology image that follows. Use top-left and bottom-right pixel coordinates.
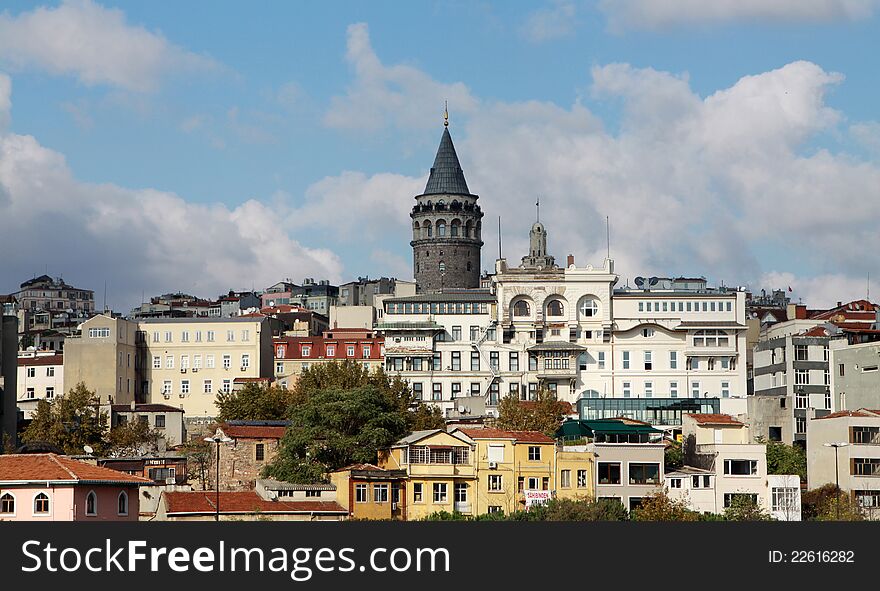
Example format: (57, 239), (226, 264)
(63, 315), (272, 420)
(139, 317), (273, 419)
(64, 314), (140, 405)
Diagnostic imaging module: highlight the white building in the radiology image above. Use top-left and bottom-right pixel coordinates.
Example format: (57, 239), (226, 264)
(16, 350), (64, 419)
(380, 220), (748, 430)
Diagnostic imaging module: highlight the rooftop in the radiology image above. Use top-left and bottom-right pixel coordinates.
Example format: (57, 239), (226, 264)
(685, 413), (744, 426)
(422, 127), (472, 197)
(162, 491), (346, 515)
(455, 428), (555, 443)
(0, 454), (152, 485)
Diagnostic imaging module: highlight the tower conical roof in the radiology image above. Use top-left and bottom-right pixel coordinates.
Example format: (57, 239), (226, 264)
(423, 127), (471, 196)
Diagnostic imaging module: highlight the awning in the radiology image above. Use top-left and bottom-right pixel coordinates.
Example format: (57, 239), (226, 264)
(555, 419), (594, 439)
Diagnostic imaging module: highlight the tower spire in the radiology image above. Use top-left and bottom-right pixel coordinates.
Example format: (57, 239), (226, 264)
(536, 196), (540, 223)
(444, 100), (448, 127)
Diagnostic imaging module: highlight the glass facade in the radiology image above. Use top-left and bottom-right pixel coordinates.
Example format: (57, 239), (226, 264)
(576, 397), (720, 426)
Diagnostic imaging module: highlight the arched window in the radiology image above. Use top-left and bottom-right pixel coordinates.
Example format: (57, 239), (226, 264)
(466, 261), (472, 272)
(0, 493), (14, 514)
(513, 300), (531, 317)
(546, 300), (564, 316)
(423, 221), (432, 238)
(413, 222), (420, 240)
(437, 221), (446, 237)
(439, 261), (446, 273)
(450, 220), (460, 237)
(118, 491), (129, 516)
(464, 220), (473, 238)
(86, 491), (97, 516)
(34, 492), (50, 514)
(693, 330), (729, 347)
(579, 298), (599, 318)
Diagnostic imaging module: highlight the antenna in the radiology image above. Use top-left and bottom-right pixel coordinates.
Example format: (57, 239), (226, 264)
(868, 272), (871, 301)
(498, 216), (502, 260)
(444, 101), (449, 127)
(536, 197), (540, 223)
(103, 281), (107, 313)
(606, 216), (611, 259)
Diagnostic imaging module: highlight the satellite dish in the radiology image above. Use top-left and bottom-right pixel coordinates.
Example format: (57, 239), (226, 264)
(649, 276), (659, 286)
(634, 277), (645, 288)
(83, 445), (94, 454)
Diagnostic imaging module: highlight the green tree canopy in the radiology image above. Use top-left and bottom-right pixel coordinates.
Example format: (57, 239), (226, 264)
(21, 383), (108, 455)
(497, 389), (568, 436)
(262, 385), (411, 483)
(421, 498), (629, 521)
(757, 437), (807, 480)
(215, 382), (298, 422)
(632, 491), (699, 521)
(723, 494), (773, 521)
(664, 440), (683, 472)
(802, 484), (866, 521)
(104, 418), (162, 457)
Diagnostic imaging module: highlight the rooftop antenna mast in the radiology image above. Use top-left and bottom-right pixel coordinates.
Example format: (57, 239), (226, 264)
(444, 100), (448, 127)
(536, 197), (540, 223)
(498, 216), (502, 260)
(606, 216), (611, 260)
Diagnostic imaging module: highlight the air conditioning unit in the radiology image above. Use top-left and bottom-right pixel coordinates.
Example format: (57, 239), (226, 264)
(488, 462), (498, 469)
(192, 368), (199, 373)
(165, 477), (175, 485)
(391, 502), (398, 511)
(162, 394), (171, 400)
(180, 368), (186, 373)
(240, 366), (247, 371)
(178, 394), (185, 398)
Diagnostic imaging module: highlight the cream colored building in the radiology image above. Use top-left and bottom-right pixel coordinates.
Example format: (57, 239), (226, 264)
(17, 350), (64, 418)
(64, 314), (140, 405)
(139, 317), (273, 419)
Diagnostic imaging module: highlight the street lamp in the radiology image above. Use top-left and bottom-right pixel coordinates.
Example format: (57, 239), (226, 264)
(823, 442), (849, 520)
(204, 429), (233, 522)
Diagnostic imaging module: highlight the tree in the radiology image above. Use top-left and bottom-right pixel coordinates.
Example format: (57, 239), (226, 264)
(664, 440), (683, 472)
(802, 484), (866, 521)
(723, 494), (773, 521)
(632, 491), (699, 521)
(421, 498), (629, 521)
(215, 382), (297, 422)
(21, 383), (108, 455)
(179, 437), (211, 490)
(262, 385), (411, 483)
(497, 389), (568, 436)
(757, 437), (807, 481)
(104, 419), (162, 457)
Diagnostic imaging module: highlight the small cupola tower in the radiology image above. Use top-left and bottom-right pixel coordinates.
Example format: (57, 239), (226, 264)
(520, 199), (556, 269)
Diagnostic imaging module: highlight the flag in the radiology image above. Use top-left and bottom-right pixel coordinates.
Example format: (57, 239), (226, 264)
(788, 286), (793, 292)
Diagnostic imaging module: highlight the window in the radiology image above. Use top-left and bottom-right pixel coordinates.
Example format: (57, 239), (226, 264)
(855, 490), (880, 508)
(851, 426), (880, 445)
(669, 351), (678, 369)
(180, 380), (190, 395)
(152, 331), (160, 343)
(433, 352), (442, 371)
(204, 380), (212, 394)
(241, 354), (250, 369)
(117, 491), (128, 516)
(691, 381), (700, 398)
(255, 443), (265, 462)
(242, 330), (250, 342)
(487, 505), (503, 514)
(152, 356), (162, 369)
(692, 330), (729, 347)
(180, 355), (189, 369)
(0, 493), (14, 514)
(26, 387), (34, 399)
(86, 491), (97, 516)
(644, 350), (653, 371)
(547, 300), (564, 316)
(88, 327), (111, 338)
(471, 382), (482, 396)
(165, 331), (172, 343)
(181, 330), (190, 343)
(771, 487), (799, 513)
(226, 330), (235, 342)
(577, 469), (588, 488)
(433, 483), (448, 503)
(669, 478), (682, 489)
(207, 330), (215, 342)
(412, 383), (423, 400)
(795, 369), (809, 386)
(638, 302), (644, 312)
(155, 415), (165, 428)
(629, 463), (660, 485)
(597, 351), (605, 370)
(193, 355), (202, 369)
(470, 326), (480, 341)
(46, 387), (54, 399)
(432, 383), (442, 401)
(509, 352), (519, 372)
(451, 351), (461, 371)
(561, 470), (571, 488)
(276, 362), (284, 375)
(796, 416), (807, 434)
(452, 326), (462, 341)
(528, 446), (542, 461)
(513, 300), (531, 317)
(597, 463), (621, 485)
(223, 355), (231, 370)
(724, 493), (758, 509)
(471, 351), (480, 371)
(644, 381), (653, 398)
(222, 379), (231, 393)
(528, 354), (538, 371)
(721, 381), (730, 398)
(642, 328), (654, 338)
(46, 366), (55, 377)
(451, 382), (461, 399)
(413, 483), (423, 503)
(206, 355), (215, 369)
(622, 351), (630, 369)
(34, 492), (50, 514)
(723, 459), (758, 475)
(795, 345), (808, 361)
(373, 484), (389, 503)
(165, 355), (174, 369)
(490, 351), (499, 371)
(355, 484), (368, 503)
(622, 382), (631, 398)
(488, 475), (503, 491)
(579, 298), (598, 318)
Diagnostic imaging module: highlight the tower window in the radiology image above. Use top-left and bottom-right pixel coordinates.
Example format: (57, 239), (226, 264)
(514, 300), (531, 317)
(467, 261), (472, 271)
(439, 261), (446, 272)
(437, 222), (446, 237)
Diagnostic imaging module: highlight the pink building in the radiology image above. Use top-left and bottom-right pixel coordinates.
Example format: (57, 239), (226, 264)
(0, 454), (151, 521)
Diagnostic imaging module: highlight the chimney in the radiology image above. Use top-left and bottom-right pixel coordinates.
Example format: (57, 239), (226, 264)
(567, 254), (575, 267)
(837, 301), (842, 308)
(796, 305), (807, 320)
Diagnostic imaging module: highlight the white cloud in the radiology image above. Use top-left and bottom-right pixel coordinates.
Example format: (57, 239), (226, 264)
(520, 1), (578, 43)
(850, 121), (880, 155)
(758, 272), (871, 309)
(599, 0), (880, 30)
(0, 93), (342, 311)
(324, 22), (479, 131)
(0, 0), (218, 92)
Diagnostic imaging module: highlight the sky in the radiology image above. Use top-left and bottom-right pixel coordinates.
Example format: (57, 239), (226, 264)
(1, 0), (879, 312)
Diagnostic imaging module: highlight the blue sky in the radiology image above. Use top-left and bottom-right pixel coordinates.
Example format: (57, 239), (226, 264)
(1, 0), (879, 310)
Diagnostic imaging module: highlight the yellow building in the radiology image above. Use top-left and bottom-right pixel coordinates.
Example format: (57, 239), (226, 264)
(378, 429), (476, 520)
(451, 428), (560, 515)
(555, 448), (595, 501)
(329, 464), (408, 520)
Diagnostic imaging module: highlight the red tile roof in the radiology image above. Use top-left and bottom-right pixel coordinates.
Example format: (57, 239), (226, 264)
(162, 491), (346, 515)
(814, 409), (880, 420)
(332, 463), (386, 472)
(222, 424), (287, 439)
(17, 354), (63, 367)
(273, 336), (384, 360)
(0, 454), (152, 484)
(111, 404), (183, 413)
(685, 413), (744, 426)
(456, 428), (555, 443)
(520, 400), (574, 414)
